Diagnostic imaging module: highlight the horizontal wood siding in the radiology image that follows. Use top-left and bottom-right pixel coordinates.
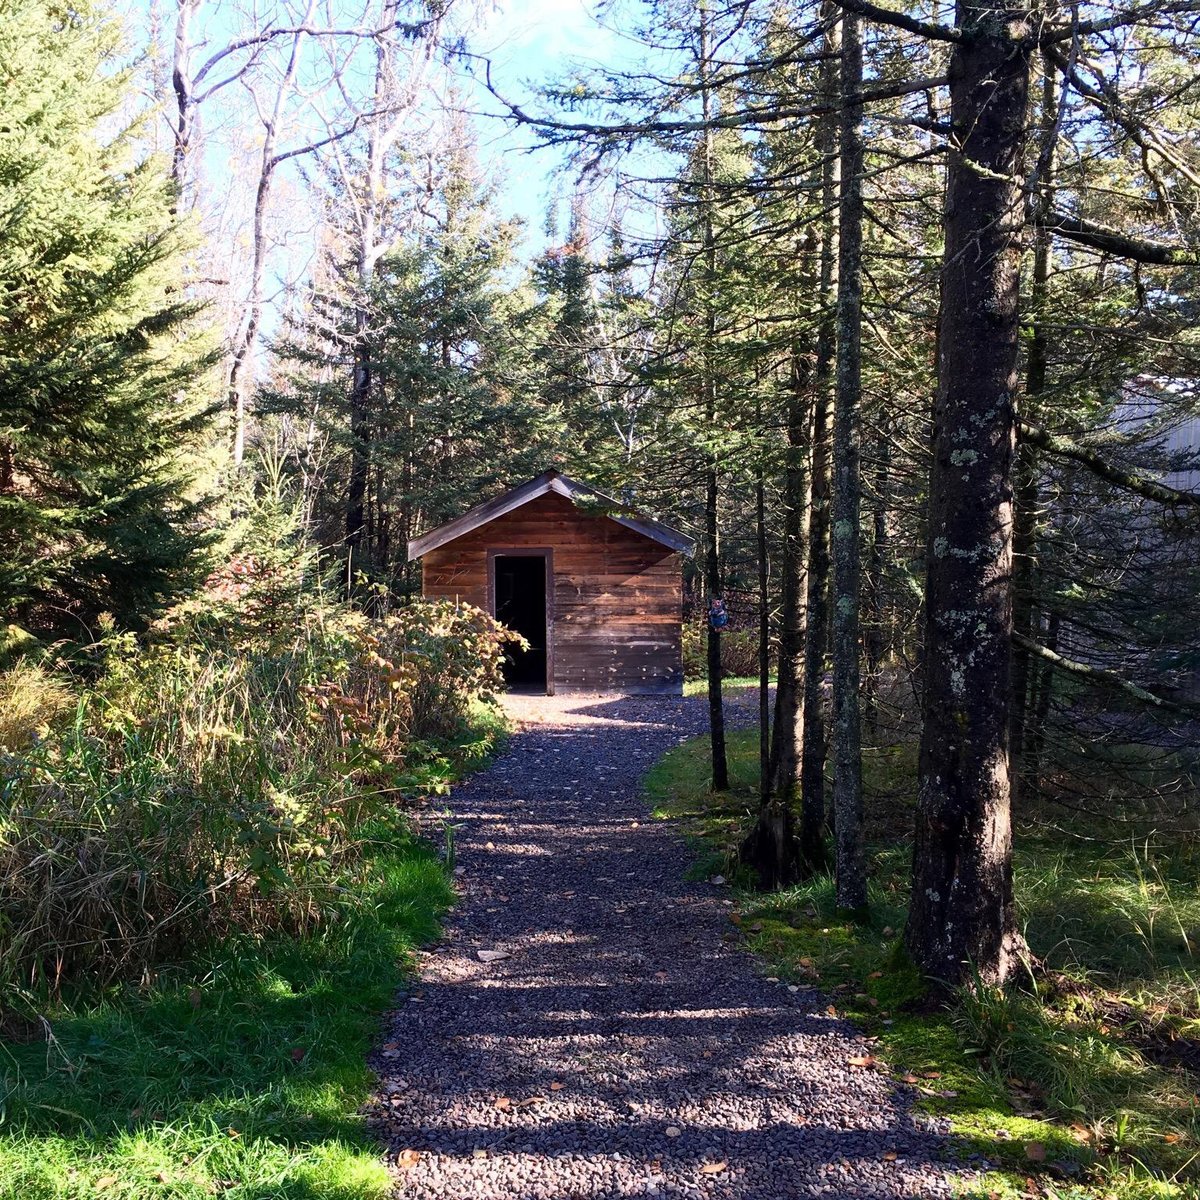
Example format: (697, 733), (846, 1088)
(420, 492), (683, 694)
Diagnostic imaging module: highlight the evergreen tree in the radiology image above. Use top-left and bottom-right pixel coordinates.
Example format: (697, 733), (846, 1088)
(266, 114), (547, 593)
(0, 0), (215, 637)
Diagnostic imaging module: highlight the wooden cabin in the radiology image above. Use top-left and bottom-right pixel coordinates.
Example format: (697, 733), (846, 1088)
(408, 470), (693, 695)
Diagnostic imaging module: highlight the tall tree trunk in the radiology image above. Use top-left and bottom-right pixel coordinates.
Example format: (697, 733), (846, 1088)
(1011, 60), (1057, 799)
(905, 0), (1033, 988)
(757, 440), (771, 803)
(345, 0), (402, 582)
(225, 3), (315, 468)
(744, 378), (802, 889)
(699, 0), (728, 791)
(831, 6), (868, 916)
(705, 465), (729, 791)
(769, 346), (814, 798)
(863, 432), (890, 736)
(798, 10), (841, 873)
(170, 0), (202, 201)
(1025, 608), (1059, 787)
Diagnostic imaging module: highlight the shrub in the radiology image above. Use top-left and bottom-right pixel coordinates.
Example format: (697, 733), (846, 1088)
(0, 583), (511, 1000)
(682, 618), (763, 680)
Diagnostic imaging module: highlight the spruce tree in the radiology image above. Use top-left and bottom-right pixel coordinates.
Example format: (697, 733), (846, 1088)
(0, 0), (215, 637)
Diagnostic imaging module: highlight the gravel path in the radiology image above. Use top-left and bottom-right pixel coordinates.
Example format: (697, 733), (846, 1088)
(371, 694), (961, 1199)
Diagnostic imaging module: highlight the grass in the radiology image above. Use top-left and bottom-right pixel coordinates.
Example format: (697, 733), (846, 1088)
(645, 726), (1200, 1200)
(0, 712), (504, 1200)
(681, 675), (759, 698)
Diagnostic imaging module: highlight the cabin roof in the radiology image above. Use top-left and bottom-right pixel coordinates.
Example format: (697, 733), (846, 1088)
(406, 470), (695, 561)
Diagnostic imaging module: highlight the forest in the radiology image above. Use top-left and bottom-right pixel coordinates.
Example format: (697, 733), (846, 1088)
(1, 0), (1199, 1196)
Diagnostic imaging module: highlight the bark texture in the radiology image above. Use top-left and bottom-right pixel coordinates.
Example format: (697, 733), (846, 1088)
(905, 0), (1032, 987)
(831, 8), (867, 914)
(797, 11), (841, 874)
(768, 349), (814, 802)
(699, 1), (728, 792)
(1011, 61), (1057, 790)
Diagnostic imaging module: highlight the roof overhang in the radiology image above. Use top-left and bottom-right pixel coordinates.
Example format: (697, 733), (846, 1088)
(407, 470), (695, 560)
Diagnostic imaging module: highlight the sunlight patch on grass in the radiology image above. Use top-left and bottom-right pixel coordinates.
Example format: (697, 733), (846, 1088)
(681, 676), (759, 697)
(0, 829), (454, 1200)
(645, 725), (1200, 1200)
(0, 709), (507, 1200)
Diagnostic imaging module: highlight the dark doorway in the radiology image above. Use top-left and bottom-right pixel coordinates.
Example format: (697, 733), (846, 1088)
(493, 554), (549, 691)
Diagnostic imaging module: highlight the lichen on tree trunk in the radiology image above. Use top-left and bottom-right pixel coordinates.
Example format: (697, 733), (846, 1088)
(905, 0), (1033, 988)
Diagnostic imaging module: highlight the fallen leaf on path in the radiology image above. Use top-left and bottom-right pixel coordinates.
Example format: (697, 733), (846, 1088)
(519, 1095), (547, 1107)
(550, 1082), (564, 1091)
(494, 1097), (512, 1110)
(882, 1151), (898, 1162)
(1163, 1132), (1181, 1144)
(700, 1162), (727, 1174)
(396, 1149), (421, 1169)
(825, 1005), (838, 1017)
(920, 1071), (942, 1079)
(847, 1055), (876, 1068)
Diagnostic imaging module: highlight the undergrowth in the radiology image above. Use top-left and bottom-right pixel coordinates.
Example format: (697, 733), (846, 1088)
(646, 726), (1200, 1200)
(0, 815), (456, 1200)
(0, 490), (511, 1198)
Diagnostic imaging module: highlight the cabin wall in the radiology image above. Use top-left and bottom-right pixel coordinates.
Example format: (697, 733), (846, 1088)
(420, 492), (683, 694)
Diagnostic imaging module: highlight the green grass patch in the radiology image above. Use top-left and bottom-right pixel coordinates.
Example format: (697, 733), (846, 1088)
(646, 726), (1200, 1200)
(681, 675), (759, 698)
(0, 719), (503, 1200)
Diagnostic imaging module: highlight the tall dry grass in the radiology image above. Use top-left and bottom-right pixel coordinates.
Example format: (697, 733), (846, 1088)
(0, 662), (74, 750)
(0, 595), (512, 1001)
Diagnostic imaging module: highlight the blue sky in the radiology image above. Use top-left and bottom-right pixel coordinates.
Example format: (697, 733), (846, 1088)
(466, 0), (643, 244)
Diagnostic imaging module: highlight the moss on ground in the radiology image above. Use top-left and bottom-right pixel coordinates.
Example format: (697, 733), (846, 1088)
(645, 726), (1200, 1200)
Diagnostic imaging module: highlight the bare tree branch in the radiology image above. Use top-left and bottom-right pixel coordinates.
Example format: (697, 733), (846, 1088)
(1013, 632), (1200, 714)
(833, 0), (960, 42)
(1043, 209), (1200, 265)
(1019, 418), (1200, 507)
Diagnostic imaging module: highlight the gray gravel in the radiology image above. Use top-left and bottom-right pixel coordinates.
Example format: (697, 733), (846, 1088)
(371, 693), (962, 1198)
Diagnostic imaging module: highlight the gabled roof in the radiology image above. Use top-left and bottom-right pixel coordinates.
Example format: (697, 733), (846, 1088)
(407, 470), (695, 560)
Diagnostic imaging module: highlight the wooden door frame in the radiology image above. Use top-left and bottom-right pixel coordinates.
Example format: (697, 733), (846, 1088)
(486, 547), (555, 696)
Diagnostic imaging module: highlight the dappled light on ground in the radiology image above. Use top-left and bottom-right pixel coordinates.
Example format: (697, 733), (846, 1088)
(371, 694), (966, 1198)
